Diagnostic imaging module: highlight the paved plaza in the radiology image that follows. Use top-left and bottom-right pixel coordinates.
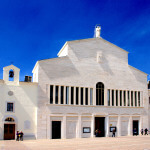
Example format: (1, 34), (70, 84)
(0, 136), (150, 150)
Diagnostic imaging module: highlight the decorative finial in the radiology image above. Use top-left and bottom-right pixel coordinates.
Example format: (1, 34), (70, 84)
(95, 25), (101, 38)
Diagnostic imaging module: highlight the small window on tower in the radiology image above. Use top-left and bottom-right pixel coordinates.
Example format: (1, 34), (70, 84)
(9, 69), (14, 81)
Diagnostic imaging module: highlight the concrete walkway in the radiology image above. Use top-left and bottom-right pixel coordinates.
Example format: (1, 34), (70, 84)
(0, 136), (150, 150)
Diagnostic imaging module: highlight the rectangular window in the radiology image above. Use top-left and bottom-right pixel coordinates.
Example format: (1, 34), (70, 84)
(90, 88), (93, 105)
(124, 91), (126, 106)
(71, 87), (74, 105)
(138, 92), (140, 106)
(135, 91), (137, 107)
(120, 91), (122, 106)
(61, 86), (64, 104)
(131, 91), (133, 106)
(116, 90), (118, 106)
(55, 86), (59, 104)
(76, 87), (79, 105)
(50, 85), (53, 104)
(85, 88), (88, 105)
(107, 89), (110, 106)
(112, 90), (114, 106)
(81, 88), (83, 105)
(66, 86), (69, 104)
(128, 91), (130, 106)
(7, 103), (13, 112)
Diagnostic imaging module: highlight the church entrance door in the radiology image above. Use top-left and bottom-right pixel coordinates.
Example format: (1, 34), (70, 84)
(4, 124), (15, 140)
(95, 117), (105, 137)
(133, 120), (139, 135)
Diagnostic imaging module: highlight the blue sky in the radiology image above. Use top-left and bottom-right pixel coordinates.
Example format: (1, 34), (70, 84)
(0, 0), (150, 81)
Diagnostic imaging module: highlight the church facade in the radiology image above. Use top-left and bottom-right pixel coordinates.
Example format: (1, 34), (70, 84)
(0, 65), (37, 140)
(0, 26), (149, 140)
(32, 26), (149, 139)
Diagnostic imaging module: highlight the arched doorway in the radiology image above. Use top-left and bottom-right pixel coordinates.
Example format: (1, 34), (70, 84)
(4, 117), (15, 140)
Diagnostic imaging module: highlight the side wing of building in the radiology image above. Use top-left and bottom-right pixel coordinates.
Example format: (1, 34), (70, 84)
(0, 65), (38, 140)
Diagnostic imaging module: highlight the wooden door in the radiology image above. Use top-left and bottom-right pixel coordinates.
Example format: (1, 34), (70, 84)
(4, 124), (15, 140)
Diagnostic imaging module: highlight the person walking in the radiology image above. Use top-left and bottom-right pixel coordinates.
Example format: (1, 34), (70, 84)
(133, 128), (137, 136)
(145, 128), (148, 135)
(141, 129), (143, 135)
(20, 131), (24, 141)
(16, 131), (19, 141)
(95, 129), (99, 137)
(112, 128), (116, 137)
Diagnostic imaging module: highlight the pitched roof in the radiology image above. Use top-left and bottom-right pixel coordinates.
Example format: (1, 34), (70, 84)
(57, 37), (129, 56)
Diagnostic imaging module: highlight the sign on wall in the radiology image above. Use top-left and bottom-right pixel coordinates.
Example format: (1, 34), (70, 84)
(110, 126), (117, 132)
(83, 127), (91, 133)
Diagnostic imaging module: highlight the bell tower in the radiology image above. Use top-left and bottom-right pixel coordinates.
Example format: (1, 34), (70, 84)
(3, 65), (20, 85)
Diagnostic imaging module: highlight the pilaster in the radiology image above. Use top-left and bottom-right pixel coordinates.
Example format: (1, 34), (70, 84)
(47, 116), (50, 139)
(105, 115), (109, 137)
(88, 88), (90, 106)
(53, 85), (55, 104)
(91, 115), (95, 137)
(58, 86), (61, 104)
(117, 115), (121, 136)
(69, 86), (71, 105)
(110, 90), (112, 106)
(114, 90), (116, 106)
(104, 88), (108, 106)
(128, 116), (132, 136)
(78, 115), (82, 138)
(64, 86), (66, 104)
(62, 115), (66, 139)
(118, 90), (120, 106)
(74, 87), (76, 105)
(79, 87), (81, 105)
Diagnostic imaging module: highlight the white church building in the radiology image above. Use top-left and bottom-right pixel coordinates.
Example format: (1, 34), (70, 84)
(32, 26), (149, 139)
(0, 26), (149, 140)
(0, 65), (38, 140)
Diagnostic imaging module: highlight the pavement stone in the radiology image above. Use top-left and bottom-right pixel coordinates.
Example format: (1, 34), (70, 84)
(0, 136), (150, 150)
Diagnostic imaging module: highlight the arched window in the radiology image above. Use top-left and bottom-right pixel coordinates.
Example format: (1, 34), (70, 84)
(9, 69), (14, 81)
(96, 82), (104, 105)
(5, 117), (15, 122)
